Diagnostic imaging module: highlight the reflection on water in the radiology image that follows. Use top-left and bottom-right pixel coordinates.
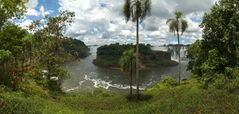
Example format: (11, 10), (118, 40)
(62, 46), (190, 92)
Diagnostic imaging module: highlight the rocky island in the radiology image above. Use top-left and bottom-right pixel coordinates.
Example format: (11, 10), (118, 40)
(93, 43), (178, 68)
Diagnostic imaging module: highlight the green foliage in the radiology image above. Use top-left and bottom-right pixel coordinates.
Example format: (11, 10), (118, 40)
(93, 88), (111, 97)
(0, 24), (30, 89)
(28, 11), (76, 92)
(0, 24), (28, 57)
(160, 76), (179, 87)
(61, 38), (90, 58)
(146, 76), (179, 92)
(123, 0), (151, 23)
(119, 48), (135, 72)
(95, 43), (148, 67)
(47, 65), (69, 92)
(119, 48), (135, 96)
(2, 79), (239, 114)
(0, 90), (77, 114)
(166, 11), (188, 36)
(94, 43), (175, 67)
(201, 67), (239, 92)
(0, 50), (12, 63)
(0, 10), (86, 93)
(19, 80), (49, 97)
(0, 0), (27, 27)
(187, 40), (203, 74)
(201, 49), (227, 73)
(199, 0), (239, 68)
(187, 0), (239, 92)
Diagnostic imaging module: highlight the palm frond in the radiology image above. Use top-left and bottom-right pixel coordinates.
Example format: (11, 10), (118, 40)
(166, 19), (177, 36)
(144, 0), (151, 14)
(175, 11), (183, 19)
(134, 1), (142, 22)
(166, 19), (174, 24)
(123, 0), (131, 23)
(181, 19), (188, 35)
(140, 0), (151, 22)
(123, 0), (151, 23)
(169, 20), (178, 36)
(167, 11), (188, 36)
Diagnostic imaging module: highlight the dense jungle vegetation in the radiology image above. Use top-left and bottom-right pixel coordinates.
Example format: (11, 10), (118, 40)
(0, 0), (239, 113)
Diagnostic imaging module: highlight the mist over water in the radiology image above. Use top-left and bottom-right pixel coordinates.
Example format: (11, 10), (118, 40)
(62, 46), (190, 92)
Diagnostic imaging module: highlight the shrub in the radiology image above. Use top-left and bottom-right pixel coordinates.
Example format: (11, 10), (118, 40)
(93, 88), (111, 97)
(20, 80), (49, 98)
(208, 67), (239, 93)
(160, 76), (179, 87)
(146, 76), (179, 93)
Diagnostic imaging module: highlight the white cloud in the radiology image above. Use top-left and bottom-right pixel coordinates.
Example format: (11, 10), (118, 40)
(18, 0), (54, 30)
(26, 0), (38, 9)
(58, 0), (215, 45)
(25, 0), (52, 17)
(121, 30), (133, 36)
(25, 9), (40, 16)
(25, 0), (39, 16)
(39, 5), (51, 16)
(16, 19), (32, 29)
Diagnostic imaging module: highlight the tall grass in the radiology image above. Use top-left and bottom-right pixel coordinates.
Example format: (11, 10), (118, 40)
(1, 77), (239, 114)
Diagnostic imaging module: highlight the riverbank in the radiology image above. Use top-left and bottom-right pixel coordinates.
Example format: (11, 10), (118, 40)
(1, 78), (239, 114)
(93, 57), (178, 67)
(93, 59), (178, 70)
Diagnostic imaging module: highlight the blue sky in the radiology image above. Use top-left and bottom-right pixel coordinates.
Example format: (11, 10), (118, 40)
(19, 0), (216, 46)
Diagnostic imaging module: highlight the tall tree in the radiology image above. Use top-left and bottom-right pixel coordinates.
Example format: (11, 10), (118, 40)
(0, 24), (30, 88)
(166, 11), (188, 84)
(32, 11), (75, 92)
(119, 48), (135, 97)
(123, 0), (151, 98)
(0, 0), (28, 87)
(187, 0), (239, 90)
(0, 0), (28, 28)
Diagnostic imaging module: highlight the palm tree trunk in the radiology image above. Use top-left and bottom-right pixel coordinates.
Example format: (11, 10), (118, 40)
(177, 30), (181, 84)
(130, 59), (133, 96)
(136, 17), (140, 99)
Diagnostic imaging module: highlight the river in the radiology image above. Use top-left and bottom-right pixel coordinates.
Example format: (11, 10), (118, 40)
(62, 46), (190, 92)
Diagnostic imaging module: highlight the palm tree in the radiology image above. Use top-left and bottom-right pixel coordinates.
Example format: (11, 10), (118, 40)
(119, 48), (135, 96)
(123, 0), (151, 98)
(166, 11), (188, 84)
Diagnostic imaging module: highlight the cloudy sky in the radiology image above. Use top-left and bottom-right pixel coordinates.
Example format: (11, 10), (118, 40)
(18, 0), (217, 46)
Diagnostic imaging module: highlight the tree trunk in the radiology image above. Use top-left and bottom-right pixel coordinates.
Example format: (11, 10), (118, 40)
(136, 17), (140, 99)
(130, 58), (133, 96)
(177, 30), (181, 84)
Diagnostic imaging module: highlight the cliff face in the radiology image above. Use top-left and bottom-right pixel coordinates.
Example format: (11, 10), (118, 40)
(140, 51), (178, 67)
(142, 51), (171, 61)
(93, 44), (178, 68)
